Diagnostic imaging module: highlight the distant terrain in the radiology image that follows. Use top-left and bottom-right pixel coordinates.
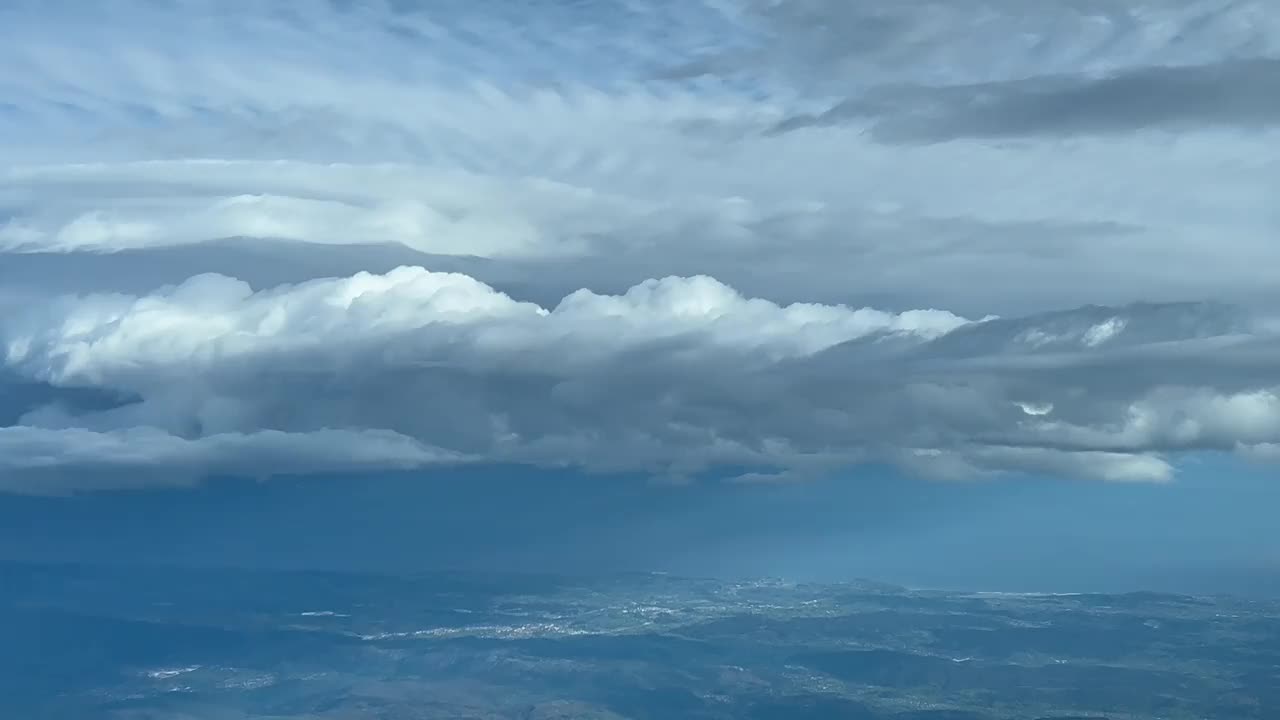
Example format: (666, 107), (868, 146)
(4, 563), (1277, 719)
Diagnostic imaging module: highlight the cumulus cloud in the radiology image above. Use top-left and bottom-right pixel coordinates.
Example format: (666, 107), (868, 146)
(2, 267), (1279, 492)
(0, 0), (1277, 491)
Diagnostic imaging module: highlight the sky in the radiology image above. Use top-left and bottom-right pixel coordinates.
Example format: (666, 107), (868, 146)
(1, 0), (1278, 592)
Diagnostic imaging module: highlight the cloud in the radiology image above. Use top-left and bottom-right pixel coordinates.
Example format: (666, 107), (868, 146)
(2, 1), (1279, 318)
(2, 266), (1279, 492)
(0, 426), (460, 496)
(0, 162), (625, 258)
(712, 0), (1280, 87)
(1, 1), (1277, 492)
(1241, 442), (1280, 463)
(772, 58), (1280, 141)
(3, 152), (1276, 320)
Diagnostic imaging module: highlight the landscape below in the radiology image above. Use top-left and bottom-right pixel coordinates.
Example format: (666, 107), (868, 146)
(5, 563), (1278, 719)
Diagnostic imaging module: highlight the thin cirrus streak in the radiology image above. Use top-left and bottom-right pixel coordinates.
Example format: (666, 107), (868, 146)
(0, 0), (1278, 491)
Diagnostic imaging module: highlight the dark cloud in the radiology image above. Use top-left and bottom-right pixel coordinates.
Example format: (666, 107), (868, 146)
(0, 372), (135, 426)
(773, 58), (1280, 140)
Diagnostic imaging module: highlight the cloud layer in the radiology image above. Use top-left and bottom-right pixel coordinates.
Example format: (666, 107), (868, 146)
(1, 0), (1277, 491)
(3, 267), (1280, 492)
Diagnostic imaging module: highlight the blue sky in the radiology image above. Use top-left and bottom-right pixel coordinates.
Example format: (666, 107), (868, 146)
(1, 0), (1278, 591)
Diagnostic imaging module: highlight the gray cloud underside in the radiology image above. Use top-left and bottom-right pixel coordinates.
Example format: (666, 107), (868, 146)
(772, 58), (1280, 140)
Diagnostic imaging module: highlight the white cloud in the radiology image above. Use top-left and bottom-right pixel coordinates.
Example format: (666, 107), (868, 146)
(3, 267), (966, 387)
(1, 266), (1278, 492)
